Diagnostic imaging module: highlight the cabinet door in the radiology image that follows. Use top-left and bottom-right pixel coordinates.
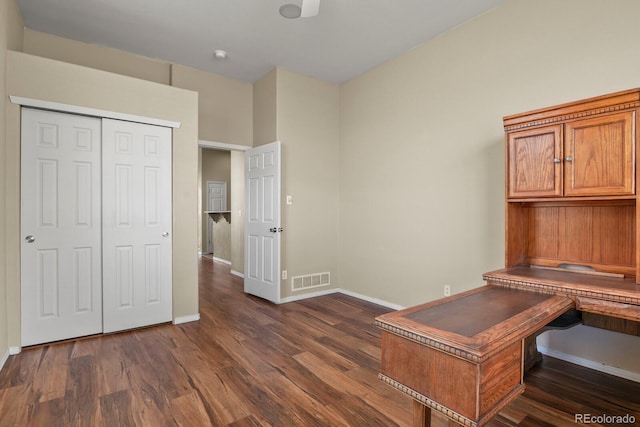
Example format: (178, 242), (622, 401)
(507, 125), (562, 198)
(564, 111), (635, 197)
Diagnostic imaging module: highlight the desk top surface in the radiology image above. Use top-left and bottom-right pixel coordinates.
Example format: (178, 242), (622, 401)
(404, 286), (551, 337)
(376, 285), (573, 360)
(483, 266), (640, 305)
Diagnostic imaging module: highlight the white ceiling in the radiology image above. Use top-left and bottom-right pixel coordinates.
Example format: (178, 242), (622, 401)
(16, 0), (504, 84)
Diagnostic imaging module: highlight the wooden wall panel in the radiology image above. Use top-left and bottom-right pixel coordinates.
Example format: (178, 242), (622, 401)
(524, 203), (635, 274)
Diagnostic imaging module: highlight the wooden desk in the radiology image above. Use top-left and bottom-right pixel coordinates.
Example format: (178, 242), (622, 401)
(375, 285), (573, 427)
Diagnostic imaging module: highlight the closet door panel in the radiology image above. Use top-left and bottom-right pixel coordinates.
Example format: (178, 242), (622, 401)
(21, 108), (102, 346)
(102, 119), (173, 333)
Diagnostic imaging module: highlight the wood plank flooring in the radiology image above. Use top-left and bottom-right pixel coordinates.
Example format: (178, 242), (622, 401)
(0, 257), (638, 426)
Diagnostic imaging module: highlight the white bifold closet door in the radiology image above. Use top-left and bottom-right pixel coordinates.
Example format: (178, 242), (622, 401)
(21, 109), (172, 346)
(21, 109), (103, 346)
(101, 119), (172, 333)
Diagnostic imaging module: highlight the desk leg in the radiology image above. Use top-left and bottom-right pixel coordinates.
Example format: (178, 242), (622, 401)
(413, 401), (461, 427)
(413, 400), (431, 427)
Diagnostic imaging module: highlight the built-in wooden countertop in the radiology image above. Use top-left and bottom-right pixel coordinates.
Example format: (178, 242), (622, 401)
(483, 266), (640, 322)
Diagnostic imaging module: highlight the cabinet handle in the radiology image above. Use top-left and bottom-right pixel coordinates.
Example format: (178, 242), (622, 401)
(565, 156), (573, 162)
(553, 158), (561, 164)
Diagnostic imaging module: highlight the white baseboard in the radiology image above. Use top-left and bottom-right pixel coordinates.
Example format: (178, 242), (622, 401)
(9, 346), (21, 355)
(278, 287), (404, 310)
(213, 257), (231, 265)
(279, 288), (339, 304)
(537, 345), (640, 383)
(173, 313), (200, 325)
(337, 289), (405, 310)
(230, 270), (244, 278)
(0, 349), (9, 372)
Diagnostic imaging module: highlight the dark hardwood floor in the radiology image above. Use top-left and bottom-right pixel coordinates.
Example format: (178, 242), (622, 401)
(0, 257), (638, 426)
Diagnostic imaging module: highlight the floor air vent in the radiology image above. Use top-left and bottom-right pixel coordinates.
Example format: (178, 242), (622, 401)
(291, 272), (330, 291)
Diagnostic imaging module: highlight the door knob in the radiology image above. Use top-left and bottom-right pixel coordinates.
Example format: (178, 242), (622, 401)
(25, 235), (35, 243)
(565, 156), (573, 162)
(553, 158), (561, 164)
(162, 232), (170, 237)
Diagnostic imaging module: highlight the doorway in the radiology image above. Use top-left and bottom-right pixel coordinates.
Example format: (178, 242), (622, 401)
(200, 149), (231, 261)
(197, 140), (282, 302)
(198, 142), (245, 275)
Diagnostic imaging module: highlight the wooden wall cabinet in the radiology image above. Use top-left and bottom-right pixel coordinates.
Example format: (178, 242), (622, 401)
(504, 89), (640, 279)
(564, 112), (634, 197)
(508, 125), (562, 198)
(508, 112), (634, 199)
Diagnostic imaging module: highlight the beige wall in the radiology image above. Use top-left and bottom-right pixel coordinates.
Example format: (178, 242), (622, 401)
(172, 65), (252, 146)
(22, 31), (254, 148)
(537, 325), (640, 373)
(5, 51), (199, 349)
(2, 0), (23, 62)
(276, 68), (340, 299)
(338, 0), (640, 372)
(23, 29), (170, 84)
(200, 149), (231, 261)
(1, 0), (24, 360)
(212, 220), (231, 262)
(252, 68), (341, 299)
(230, 151), (245, 273)
(253, 69), (277, 146)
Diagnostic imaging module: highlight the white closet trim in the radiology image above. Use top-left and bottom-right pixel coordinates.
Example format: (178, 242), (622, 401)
(10, 96), (181, 128)
(198, 139), (250, 151)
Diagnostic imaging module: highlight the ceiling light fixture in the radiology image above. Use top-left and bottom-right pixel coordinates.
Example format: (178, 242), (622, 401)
(213, 49), (228, 60)
(279, 3), (301, 19)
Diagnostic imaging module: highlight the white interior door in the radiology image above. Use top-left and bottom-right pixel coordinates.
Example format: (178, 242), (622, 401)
(207, 181), (227, 212)
(102, 119), (173, 333)
(21, 108), (103, 346)
(206, 181), (227, 253)
(244, 141), (281, 303)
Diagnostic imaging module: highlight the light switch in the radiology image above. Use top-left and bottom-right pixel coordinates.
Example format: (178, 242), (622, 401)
(286, 195), (293, 205)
